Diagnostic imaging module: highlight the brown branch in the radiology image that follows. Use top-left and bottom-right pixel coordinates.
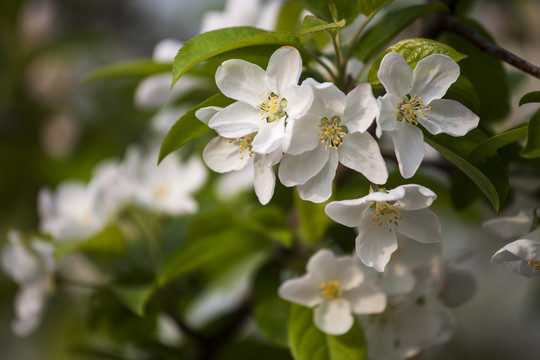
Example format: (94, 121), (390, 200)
(433, 12), (540, 79)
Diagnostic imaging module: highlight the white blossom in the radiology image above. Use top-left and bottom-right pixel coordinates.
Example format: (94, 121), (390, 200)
(376, 52), (479, 178)
(279, 79), (387, 202)
(1, 231), (55, 336)
(38, 179), (117, 242)
(200, 0), (281, 33)
(325, 185), (442, 272)
(208, 46), (313, 155)
(278, 249), (386, 335)
(124, 146), (207, 215)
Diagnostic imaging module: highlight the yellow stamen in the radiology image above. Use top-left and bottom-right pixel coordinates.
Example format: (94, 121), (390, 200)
(318, 116), (347, 151)
(320, 280), (343, 299)
(154, 185), (169, 200)
(228, 133), (256, 159)
(528, 261), (540, 271)
(371, 201), (402, 232)
(257, 92), (287, 122)
(397, 94), (431, 125)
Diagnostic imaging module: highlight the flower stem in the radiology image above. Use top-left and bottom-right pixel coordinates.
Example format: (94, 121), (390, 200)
(300, 47), (340, 83)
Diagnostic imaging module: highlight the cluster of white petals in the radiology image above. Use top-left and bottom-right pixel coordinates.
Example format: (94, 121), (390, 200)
(325, 184), (442, 272)
(1, 231), (55, 336)
(278, 249), (386, 335)
(376, 52), (479, 178)
(485, 210), (540, 277)
(39, 146), (206, 243)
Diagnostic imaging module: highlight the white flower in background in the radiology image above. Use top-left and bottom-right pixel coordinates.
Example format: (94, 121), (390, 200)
(197, 106), (279, 205)
(484, 210), (540, 277)
(278, 249), (386, 335)
(376, 52), (479, 178)
(1, 231), (55, 336)
(361, 265), (454, 360)
(325, 184), (441, 272)
(200, 0), (281, 33)
(208, 46), (313, 154)
(39, 179), (117, 242)
(279, 80), (387, 203)
(124, 147), (207, 215)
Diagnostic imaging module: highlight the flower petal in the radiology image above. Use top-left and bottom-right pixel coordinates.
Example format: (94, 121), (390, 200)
(314, 299), (354, 335)
(411, 54), (459, 104)
(252, 117), (285, 154)
(344, 282), (386, 314)
(253, 153), (276, 205)
(202, 136), (250, 173)
(491, 238), (540, 263)
(356, 215), (398, 272)
(278, 274), (321, 307)
(303, 79), (346, 118)
(390, 122), (425, 179)
(483, 210), (534, 239)
(208, 101), (261, 138)
(377, 52), (412, 97)
(282, 82), (315, 119)
(325, 198), (371, 228)
(338, 132), (388, 184)
(397, 209), (442, 243)
(418, 99), (479, 136)
(376, 94), (401, 136)
(284, 113), (321, 155)
(278, 145), (329, 186)
(343, 83), (379, 133)
(296, 150), (338, 203)
(195, 106), (223, 125)
(215, 59), (269, 106)
(394, 184), (437, 210)
(266, 47), (303, 94)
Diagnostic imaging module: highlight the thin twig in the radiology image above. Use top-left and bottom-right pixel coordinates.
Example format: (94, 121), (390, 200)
(439, 13), (540, 79)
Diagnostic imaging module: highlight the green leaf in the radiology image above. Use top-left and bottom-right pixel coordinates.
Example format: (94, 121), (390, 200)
(288, 304), (367, 360)
(253, 262), (291, 347)
(157, 227), (272, 287)
(158, 93), (234, 163)
(110, 283), (155, 317)
(444, 75), (480, 114)
(424, 130), (508, 211)
(300, 15), (346, 34)
(468, 124), (528, 163)
(297, 0), (359, 23)
(172, 27), (305, 86)
(357, 0), (393, 15)
(55, 225), (125, 259)
(520, 109), (540, 158)
(294, 192), (329, 244)
(519, 91), (540, 106)
(83, 60), (171, 83)
(368, 38), (467, 84)
(355, 3), (448, 62)
(276, 1), (305, 32)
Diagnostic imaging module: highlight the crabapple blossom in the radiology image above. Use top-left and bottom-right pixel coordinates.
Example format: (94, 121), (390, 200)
(376, 52), (479, 178)
(197, 106), (278, 204)
(1, 231), (55, 336)
(278, 79), (387, 202)
(278, 249), (386, 335)
(325, 184), (442, 272)
(208, 46), (313, 154)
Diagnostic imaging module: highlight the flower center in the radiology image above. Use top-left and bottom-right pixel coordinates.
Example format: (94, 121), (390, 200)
(228, 133), (256, 159)
(397, 94), (431, 125)
(320, 280), (343, 299)
(257, 92), (288, 123)
(318, 116), (348, 151)
(372, 201), (402, 232)
(154, 185), (169, 200)
(528, 261), (540, 271)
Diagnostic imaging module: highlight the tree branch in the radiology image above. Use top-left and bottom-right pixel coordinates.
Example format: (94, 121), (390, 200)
(440, 13), (540, 79)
